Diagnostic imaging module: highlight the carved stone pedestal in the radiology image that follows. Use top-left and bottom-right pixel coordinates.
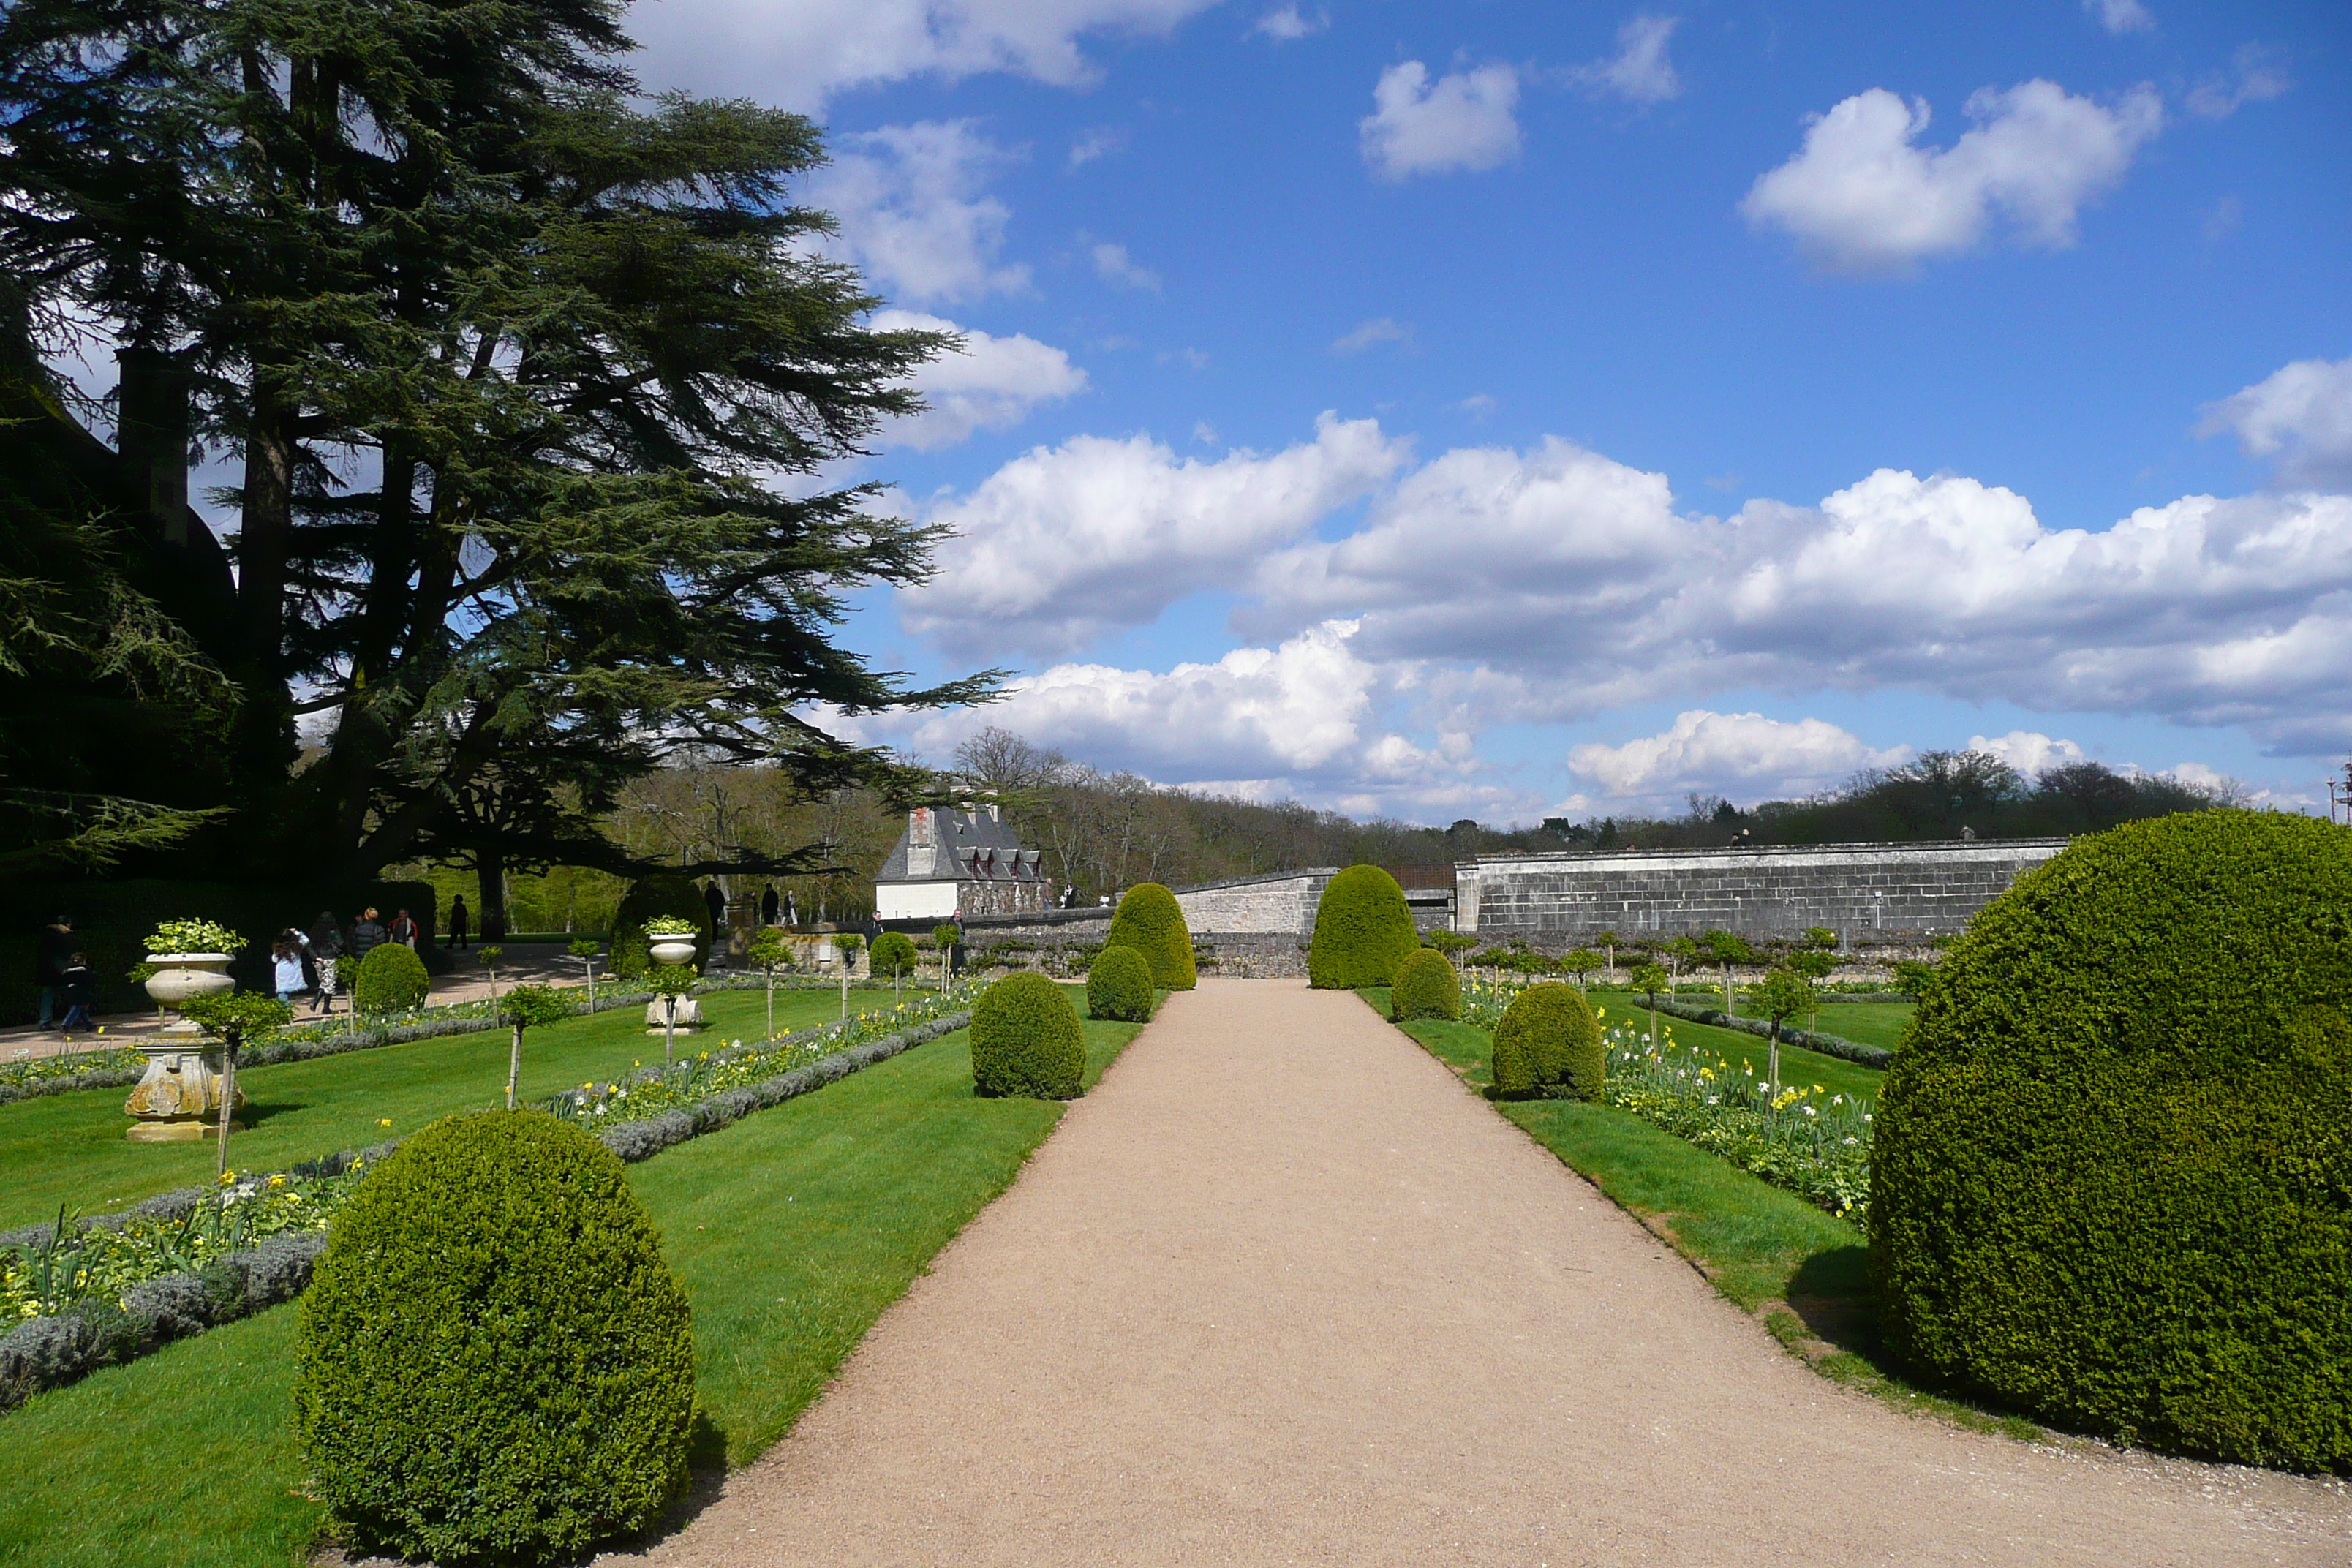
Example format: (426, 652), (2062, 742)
(645, 995), (705, 1036)
(124, 1048), (246, 1141)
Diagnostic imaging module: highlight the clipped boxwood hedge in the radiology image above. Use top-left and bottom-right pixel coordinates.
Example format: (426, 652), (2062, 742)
(1491, 983), (1602, 1101)
(1390, 948), (1462, 1022)
(971, 973), (1085, 1099)
(1308, 864), (1420, 989)
(609, 875), (711, 979)
(351, 943), (429, 1015)
(293, 1110), (695, 1563)
(1087, 946), (1156, 1022)
(1872, 810), (2352, 1469)
(870, 931), (919, 979)
(1104, 883), (1196, 990)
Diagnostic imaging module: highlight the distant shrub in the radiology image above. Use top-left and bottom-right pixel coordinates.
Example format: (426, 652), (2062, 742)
(1087, 946), (1155, 1022)
(1872, 810), (2352, 1469)
(1104, 883), (1196, 990)
(608, 876), (709, 979)
(869, 932), (919, 979)
(352, 943), (429, 1015)
(970, 973), (1085, 1099)
(293, 1111), (694, 1563)
(1308, 865), (1420, 989)
(1390, 949), (1461, 1022)
(1490, 984), (1602, 1101)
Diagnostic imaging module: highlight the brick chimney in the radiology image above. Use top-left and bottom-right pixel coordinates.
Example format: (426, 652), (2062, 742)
(907, 807), (936, 877)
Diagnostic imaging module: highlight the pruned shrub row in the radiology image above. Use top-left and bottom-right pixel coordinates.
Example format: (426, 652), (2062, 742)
(1104, 883), (1196, 990)
(1308, 864), (1420, 989)
(1390, 949), (1461, 1022)
(1491, 983), (1602, 1101)
(971, 973), (1085, 1099)
(1087, 946), (1155, 1022)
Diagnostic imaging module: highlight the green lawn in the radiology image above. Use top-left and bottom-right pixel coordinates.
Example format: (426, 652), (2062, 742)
(1811, 1001), (1914, 1052)
(0, 986), (923, 1231)
(0, 998), (1145, 1568)
(1375, 996), (2038, 1441)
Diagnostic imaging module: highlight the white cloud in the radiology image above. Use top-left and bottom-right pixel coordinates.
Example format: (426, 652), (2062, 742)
(1253, 4), (1325, 41)
(1567, 710), (1907, 800)
(870, 310), (1088, 451)
(1333, 317), (1410, 353)
(632, 0), (1218, 111)
(1090, 241), (1161, 292)
(1067, 127), (1128, 167)
(1360, 61), (1522, 180)
(811, 122), (1029, 305)
(2186, 45), (2291, 119)
(1741, 80), (2161, 273)
(2084, 0), (2152, 36)
(1967, 730), (2087, 774)
(2199, 355), (2352, 490)
(1243, 431), (2352, 753)
(901, 412), (1409, 657)
(1571, 15), (1682, 105)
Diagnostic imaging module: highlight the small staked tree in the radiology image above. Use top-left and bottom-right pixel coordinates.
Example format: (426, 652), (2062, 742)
(568, 937), (600, 1015)
(747, 927), (792, 1040)
(1597, 930), (1622, 977)
(832, 933), (864, 1019)
(1788, 947), (1838, 1033)
(1560, 948), (1602, 992)
(1702, 931), (1752, 1018)
(179, 992), (293, 1177)
(1754, 965), (1814, 1097)
(478, 946), (505, 1005)
(1665, 935), (1699, 1001)
(870, 931), (916, 1003)
(498, 984), (573, 1110)
(932, 923), (962, 988)
(1631, 962), (1669, 1049)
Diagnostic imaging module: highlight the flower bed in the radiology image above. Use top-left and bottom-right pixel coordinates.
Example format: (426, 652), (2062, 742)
(0, 984), (979, 1406)
(1450, 976), (1873, 1221)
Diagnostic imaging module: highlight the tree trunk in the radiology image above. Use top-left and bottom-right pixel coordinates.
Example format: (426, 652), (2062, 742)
(230, 392), (297, 796)
(478, 849), (508, 943)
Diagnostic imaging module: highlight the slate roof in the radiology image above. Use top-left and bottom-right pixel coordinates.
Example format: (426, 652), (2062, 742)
(875, 807), (1046, 884)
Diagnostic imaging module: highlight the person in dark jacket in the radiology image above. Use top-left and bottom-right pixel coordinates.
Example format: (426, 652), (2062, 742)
(447, 894), (470, 949)
(57, 951), (96, 1033)
(387, 908), (419, 949)
(760, 884), (780, 927)
(308, 911), (345, 1015)
(351, 908), (387, 960)
(34, 916), (75, 1029)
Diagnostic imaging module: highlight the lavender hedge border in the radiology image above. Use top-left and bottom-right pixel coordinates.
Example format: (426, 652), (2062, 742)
(0, 1009), (970, 1409)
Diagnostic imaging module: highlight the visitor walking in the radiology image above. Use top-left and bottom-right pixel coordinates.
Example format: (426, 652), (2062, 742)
(351, 908), (387, 961)
(388, 908), (419, 950)
(34, 915), (75, 1029)
(308, 911), (344, 1015)
(56, 952), (95, 1033)
(448, 894), (470, 949)
(272, 930), (308, 1004)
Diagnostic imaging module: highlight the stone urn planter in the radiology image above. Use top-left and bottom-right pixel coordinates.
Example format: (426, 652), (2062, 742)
(146, 954), (235, 1038)
(647, 935), (698, 967)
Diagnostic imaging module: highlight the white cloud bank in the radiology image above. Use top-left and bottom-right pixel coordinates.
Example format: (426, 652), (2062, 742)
(1568, 711), (1907, 799)
(633, 0), (1217, 110)
(1967, 730), (2087, 775)
(1360, 61), (1522, 180)
(2084, 0), (2152, 36)
(2199, 354), (2352, 490)
(1743, 80), (2161, 273)
(1572, 15), (1682, 105)
(811, 122), (1029, 305)
(901, 412), (1407, 657)
(872, 311), (1087, 451)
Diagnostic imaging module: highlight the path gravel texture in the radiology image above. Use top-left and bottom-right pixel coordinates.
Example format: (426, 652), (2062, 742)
(606, 978), (2351, 1567)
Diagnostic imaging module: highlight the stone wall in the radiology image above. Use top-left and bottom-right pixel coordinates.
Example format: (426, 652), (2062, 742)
(959, 869), (1350, 979)
(1457, 838), (2068, 942)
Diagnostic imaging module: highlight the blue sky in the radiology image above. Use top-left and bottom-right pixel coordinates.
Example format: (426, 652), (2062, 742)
(652, 1), (2349, 821)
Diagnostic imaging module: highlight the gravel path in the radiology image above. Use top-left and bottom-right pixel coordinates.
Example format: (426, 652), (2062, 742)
(605, 978), (2350, 1567)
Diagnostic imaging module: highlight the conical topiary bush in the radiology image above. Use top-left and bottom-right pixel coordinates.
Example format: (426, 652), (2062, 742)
(1104, 883), (1196, 990)
(1308, 864), (1420, 989)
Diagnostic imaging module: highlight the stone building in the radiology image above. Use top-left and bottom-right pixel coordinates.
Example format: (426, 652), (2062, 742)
(874, 804), (1054, 922)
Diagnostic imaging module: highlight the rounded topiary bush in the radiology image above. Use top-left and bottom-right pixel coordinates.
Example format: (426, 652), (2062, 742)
(1308, 864), (1420, 989)
(1087, 945), (1156, 1022)
(1490, 983), (1602, 1101)
(1871, 810), (2352, 1469)
(1104, 883), (1196, 990)
(870, 930), (919, 980)
(352, 942), (429, 1014)
(293, 1111), (695, 1564)
(1390, 948), (1462, 1022)
(609, 875), (711, 979)
(971, 973), (1086, 1098)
